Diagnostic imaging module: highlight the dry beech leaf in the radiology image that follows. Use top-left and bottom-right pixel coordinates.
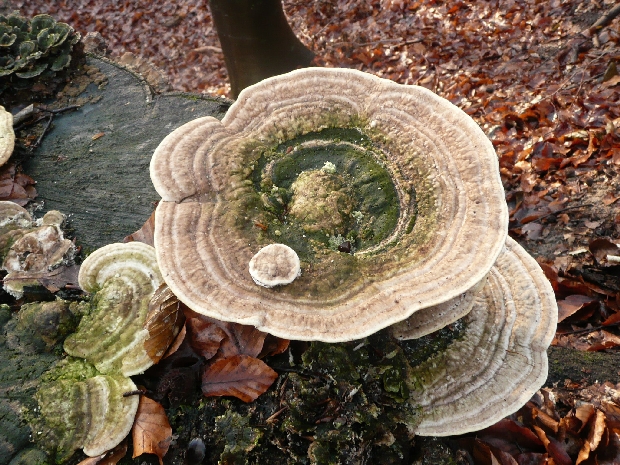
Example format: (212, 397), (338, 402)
(144, 284), (185, 364)
(587, 330), (620, 352)
(201, 354), (278, 403)
(132, 396), (172, 465)
(185, 310), (268, 360)
(557, 295), (597, 323)
(589, 238), (620, 263)
(576, 409), (607, 464)
(77, 442), (127, 465)
(124, 210), (156, 246)
(0, 163), (37, 206)
(187, 316), (227, 360)
(258, 334), (290, 359)
(163, 323), (186, 359)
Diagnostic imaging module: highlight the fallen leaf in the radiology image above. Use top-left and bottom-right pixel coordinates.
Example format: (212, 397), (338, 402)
(187, 316), (227, 360)
(258, 334), (290, 359)
(132, 396), (172, 465)
(92, 132), (105, 140)
(576, 409), (606, 464)
(144, 284), (186, 364)
(124, 210), (156, 246)
(37, 264), (81, 293)
(589, 238), (620, 263)
(201, 354), (278, 402)
(557, 295), (597, 323)
(0, 163), (37, 206)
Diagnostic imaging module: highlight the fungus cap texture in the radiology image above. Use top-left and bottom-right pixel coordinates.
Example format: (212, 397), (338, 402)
(65, 242), (164, 376)
(249, 243), (301, 287)
(413, 237), (557, 436)
(150, 67), (508, 342)
(0, 105), (13, 166)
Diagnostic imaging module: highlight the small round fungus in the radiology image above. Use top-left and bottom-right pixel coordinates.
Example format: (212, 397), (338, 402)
(249, 243), (301, 288)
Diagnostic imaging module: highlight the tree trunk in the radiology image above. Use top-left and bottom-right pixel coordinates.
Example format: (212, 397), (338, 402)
(209, 0), (315, 98)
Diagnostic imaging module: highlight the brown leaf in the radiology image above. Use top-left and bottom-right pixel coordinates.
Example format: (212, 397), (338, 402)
(91, 132), (105, 140)
(144, 284), (186, 364)
(258, 334), (290, 359)
(163, 323), (186, 359)
(576, 409), (607, 464)
(187, 316), (227, 360)
(37, 264), (81, 293)
(77, 442), (127, 465)
(0, 163), (37, 206)
(587, 330), (620, 352)
(124, 210), (156, 246)
(201, 354), (278, 402)
(557, 295), (597, 323)
(132, 396), (172, 465)
(589, 238), (620, 263)
(185, 310), (268, 359)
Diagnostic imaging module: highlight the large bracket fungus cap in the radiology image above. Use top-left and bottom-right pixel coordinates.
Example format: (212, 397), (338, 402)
(411, 237), (557, 436)
(151, 68), (508, 342)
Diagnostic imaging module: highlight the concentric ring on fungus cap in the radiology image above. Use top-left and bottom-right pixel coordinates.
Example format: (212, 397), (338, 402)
(150, 67), (508, 342)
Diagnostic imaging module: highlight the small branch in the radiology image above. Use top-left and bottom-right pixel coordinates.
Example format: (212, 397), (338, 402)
(33, 115), (53, 148)
(528, 203), (593, 223)
(583, 4), (620, 38)
(559, 321), (620, 337)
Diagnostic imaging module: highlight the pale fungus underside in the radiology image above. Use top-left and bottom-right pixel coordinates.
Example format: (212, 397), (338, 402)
(151, 67), (509, 342)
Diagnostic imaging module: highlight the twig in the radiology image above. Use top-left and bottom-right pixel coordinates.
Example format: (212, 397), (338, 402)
(583, 4), (620, 38)
(528, 204), (593, 223)
(559, 321), (620, 336)
(33, 115), (53, 148)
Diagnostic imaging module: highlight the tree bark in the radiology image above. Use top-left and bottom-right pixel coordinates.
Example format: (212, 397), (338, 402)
(209, 0), (315, 98)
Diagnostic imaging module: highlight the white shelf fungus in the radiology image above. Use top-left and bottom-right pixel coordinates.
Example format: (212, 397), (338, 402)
(150, 67), (508, 342)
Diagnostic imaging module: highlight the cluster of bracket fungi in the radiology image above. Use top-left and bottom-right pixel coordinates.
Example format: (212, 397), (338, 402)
(0, 67), (557, 462)
(150, 67), (557, 436)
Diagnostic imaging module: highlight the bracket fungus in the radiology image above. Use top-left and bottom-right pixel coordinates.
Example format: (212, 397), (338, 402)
(151, 67), (509, 342)
(0, 202), (74, 298)
(33, 242), (173, 460)
(0, 105), (14, 166)
(409, 237), (557, 436)
(64, 241), (164, 376)
(150, 68), (557, 438)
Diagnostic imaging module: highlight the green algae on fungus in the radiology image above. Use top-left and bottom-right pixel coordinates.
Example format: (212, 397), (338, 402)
(150, 67), (508, 342)
(33, 358), (139, 461)
(32, 242), (174, 461)
(64, 241), (164, 376)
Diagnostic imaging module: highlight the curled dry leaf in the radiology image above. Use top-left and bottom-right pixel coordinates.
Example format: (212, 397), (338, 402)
(123, 209), (156, 246)
(201, 354), (278, 403)
(132, 396), (172, 465)
(557, 295), (598, 323)
(0, 163), (37, 206)
(144, 284), (185, 364)
(185, 310), (269, 360)
(187, 316), (227, 360)
(576, 409), (606, 464)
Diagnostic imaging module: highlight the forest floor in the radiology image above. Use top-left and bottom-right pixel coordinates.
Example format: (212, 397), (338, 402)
(10, 0), (620, 463)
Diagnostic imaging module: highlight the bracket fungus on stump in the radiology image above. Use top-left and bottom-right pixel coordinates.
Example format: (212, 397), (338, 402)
(150, 68), (557, 437)
(34, 242), (178, 461)
(151, 67), (509, 342)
